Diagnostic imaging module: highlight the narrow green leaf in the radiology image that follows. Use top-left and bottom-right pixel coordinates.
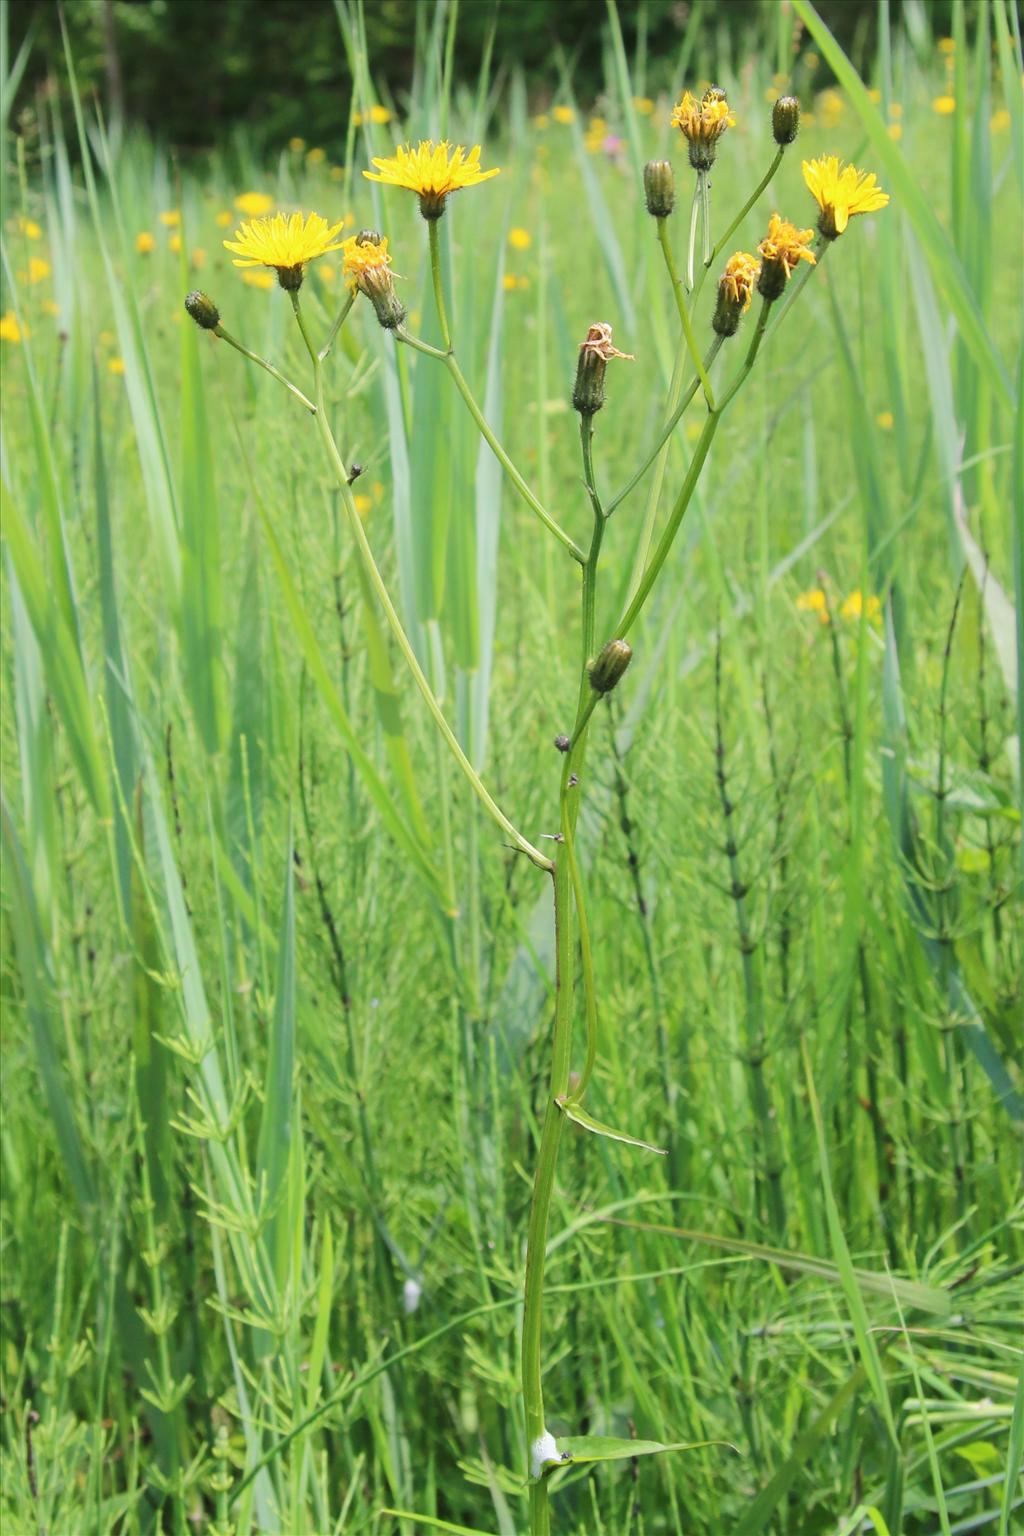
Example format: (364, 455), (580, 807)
(802, 1039), (897, 1445)
(257, 834), (296, 1283)
(557, 1097), (666, 1155)
(379, 1514), (500, 1536)
(553, 1435), (735, 1467)
(2, 799), (95, 1209)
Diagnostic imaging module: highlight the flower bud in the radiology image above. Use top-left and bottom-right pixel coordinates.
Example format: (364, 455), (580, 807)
(712, 252), (760, 337)
(588, 639), (633, 695)
(184, 290), (220, 330)
(342, 232), (407, 329)
(643, 160), (675, 219)
(572, 323), (634, 416)
(772, 96), (801, 145)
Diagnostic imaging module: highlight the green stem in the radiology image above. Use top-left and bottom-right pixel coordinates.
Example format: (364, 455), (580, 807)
(319, 290), (356, 361)
(657, 218), (715, 409)
(617, 298), (772, 640)
(290, 293), (554, 875)
(686, 174), (700, 291)
(521, 417), (606, 1532)
(427, 218), (452, 352)
(700, 167), (711, 265)
(692, 148), (785, 304)
(215, 324), (316, 414)
(396, 320), (585, 562)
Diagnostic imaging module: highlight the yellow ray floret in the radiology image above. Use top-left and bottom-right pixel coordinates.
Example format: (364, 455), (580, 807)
(671, 88), (735, 168)
(223, 211), (346, 275)
(341, 233), (407, 329)
(802, 155), (889, 238)
(720, 252), (760, 311)
(363, 140), (500, 217)
(758, 213), (817, 278)
(341, 232), (393, 290)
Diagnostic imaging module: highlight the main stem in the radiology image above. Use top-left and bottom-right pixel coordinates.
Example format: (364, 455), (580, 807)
(521, 414), (605, 1535)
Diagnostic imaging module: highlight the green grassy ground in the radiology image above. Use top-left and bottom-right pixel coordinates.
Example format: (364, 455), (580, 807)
(1, 1), (1022, 1533)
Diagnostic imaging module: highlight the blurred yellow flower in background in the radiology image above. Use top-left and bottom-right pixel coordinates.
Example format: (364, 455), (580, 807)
(136, 230), (156, 252)
(508, 227), (532, 250)
(0, 310), (24, 342)
(796, 589), (830, 623)
(108, 357), (125, 375)
(159, 210), (181, 227)
(289, 136), (306, 152)
(633, 96), (654, 115)
(932, 95), (957, 115)
(876, 410), (894, 430)
(235, 192), (275, 216)
(169, 233), (182, 253)
(215, 210), (233, 227)
(17, 216), (42, 239)
(552, 105), (575, 124)
(841, 590), (882, 622)
(28, 257), (50, 284)
(242, 270), (275, 290)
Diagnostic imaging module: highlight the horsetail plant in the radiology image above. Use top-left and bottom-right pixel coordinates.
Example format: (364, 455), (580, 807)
(186, 99), (888, 1534)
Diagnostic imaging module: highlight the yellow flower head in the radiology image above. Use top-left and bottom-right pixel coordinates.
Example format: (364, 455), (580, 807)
(235, 191), (275, 217)
(159, 210), (181, 228)
(341, 231), (406, 329)
(508, 227), (532, 250)
(243, 270), (275, 290)
(757, 213), (816, 299)
(720, 252), (760, 310)
(306, 147), (326, 166)
(18, 216), (42, 240)
(224, 210), (346, 290)
(671, 87), (735, 169)
(552, 105), (575, 124)
(108, 357), (125, 376)
(932, 95), (957, 115)
(713, 251), (760, 336)
(0, 310), (23, 343)
(215, 210), (234, 228)
(363, 140), (500, 219)
(802, 155), (889, 238)
(28, 257), (51, 284)
(633, 96), (655, 115)
(369, 105), (392, 125)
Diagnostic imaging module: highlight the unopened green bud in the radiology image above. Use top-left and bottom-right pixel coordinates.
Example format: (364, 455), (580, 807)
(572, 323), (634, 416)
(643, 160), (675, 219)
(588, 639), (633, 695)
(772, 96), (801, 145)
(184, 290), (220, 330)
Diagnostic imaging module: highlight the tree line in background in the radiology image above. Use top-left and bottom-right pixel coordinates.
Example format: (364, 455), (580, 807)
(9, 0), (960, 153)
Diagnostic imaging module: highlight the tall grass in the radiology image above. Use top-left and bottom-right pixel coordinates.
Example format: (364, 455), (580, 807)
(1, 0), (1021, 1532)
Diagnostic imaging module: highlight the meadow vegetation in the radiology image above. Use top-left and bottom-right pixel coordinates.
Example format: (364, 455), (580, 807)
(1, 1), (1022, 1533)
